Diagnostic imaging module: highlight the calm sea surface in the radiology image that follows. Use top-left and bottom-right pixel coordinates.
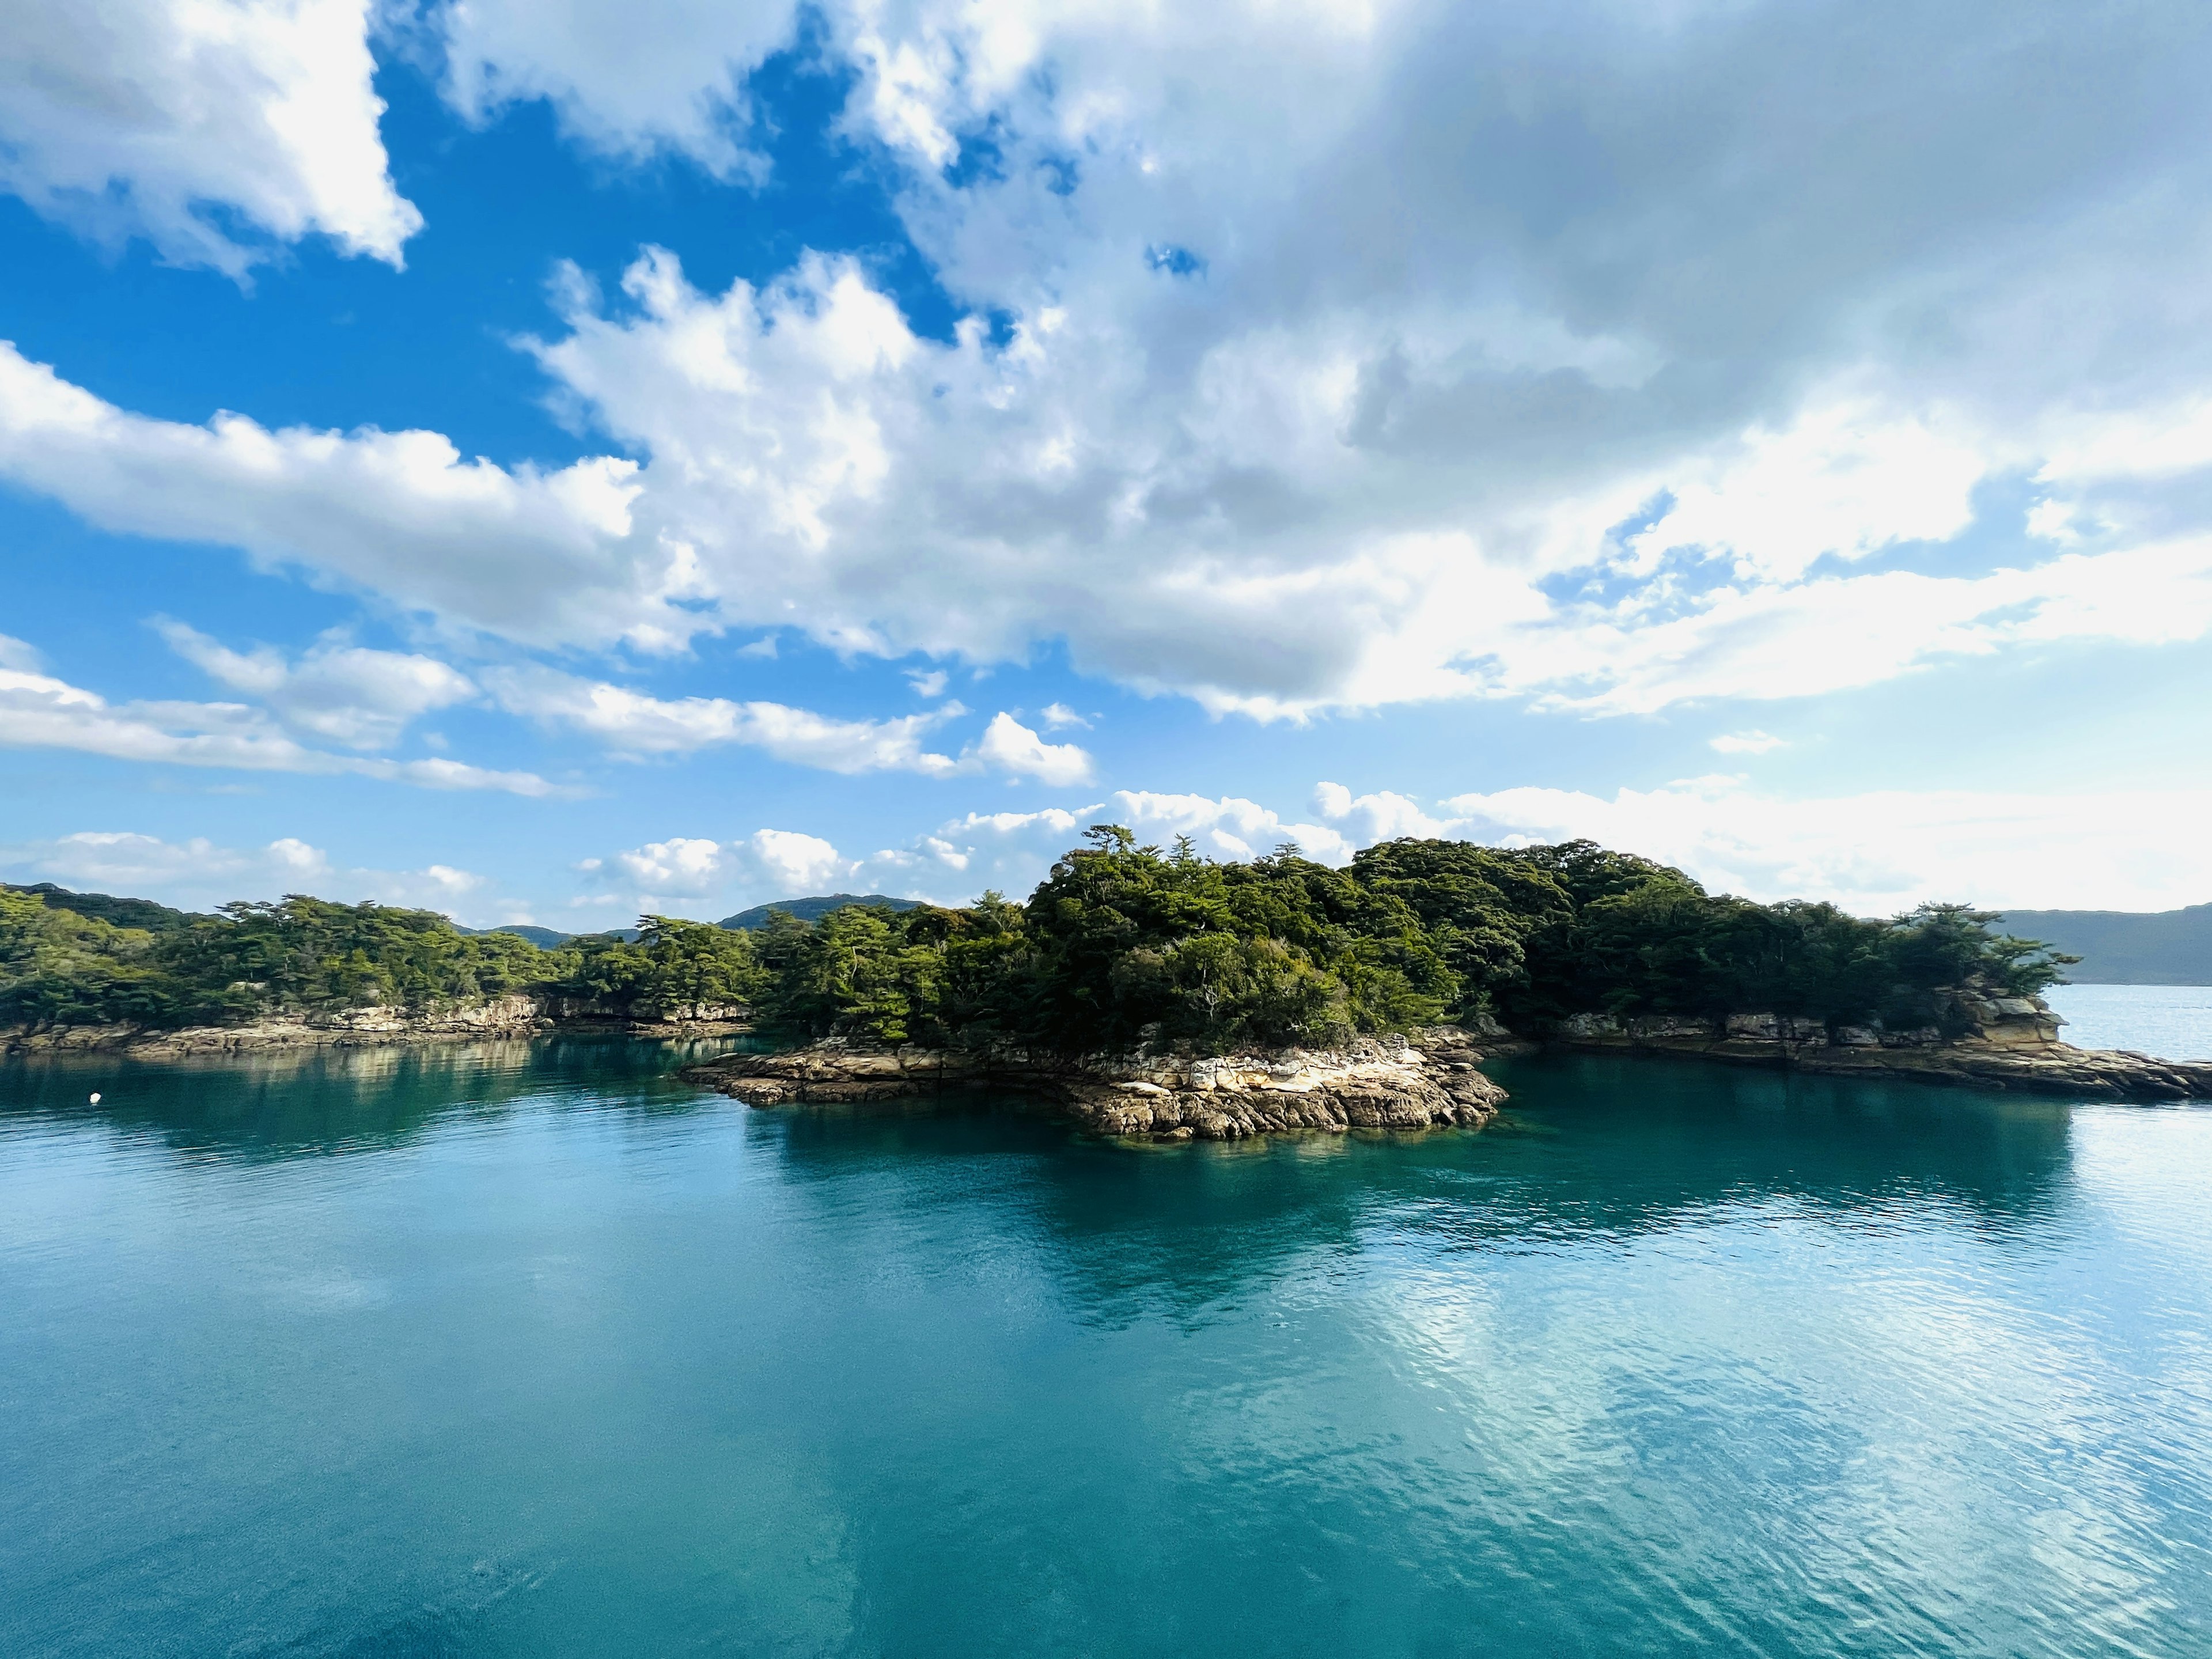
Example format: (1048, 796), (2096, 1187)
(2046, 983), (2212, 1060)
(4, 1032), (2211, 1658)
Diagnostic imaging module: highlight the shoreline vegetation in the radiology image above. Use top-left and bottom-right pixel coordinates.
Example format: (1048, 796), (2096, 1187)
(10, 830), (2211, 1121)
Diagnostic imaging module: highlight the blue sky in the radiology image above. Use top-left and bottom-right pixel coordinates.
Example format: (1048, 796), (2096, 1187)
(6, 0), (2212, 926)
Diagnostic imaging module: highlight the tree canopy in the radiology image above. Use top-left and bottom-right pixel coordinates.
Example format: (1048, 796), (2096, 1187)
(2, 833), (2072, 1047)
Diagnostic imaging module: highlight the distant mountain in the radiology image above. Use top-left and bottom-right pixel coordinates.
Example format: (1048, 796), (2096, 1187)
(718, 893), (924, 930)
(2, 882), (202, 932)
(1999, 905), (2212, 985)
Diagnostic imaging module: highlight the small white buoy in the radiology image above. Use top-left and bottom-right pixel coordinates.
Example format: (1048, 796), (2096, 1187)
(89, 1092), (101, 1104)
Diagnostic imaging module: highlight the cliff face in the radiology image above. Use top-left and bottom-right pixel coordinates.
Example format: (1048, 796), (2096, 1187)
(681, 1027), (1509, 1142)
(1552, 987), (2212, 1100)
(2, 997), (752, 1056)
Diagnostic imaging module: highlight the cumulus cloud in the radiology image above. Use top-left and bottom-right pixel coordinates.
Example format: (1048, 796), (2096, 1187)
(0, 0), (419, 275)
(972, 712), (1093, 785)
(436, 0), (792, 177)
(0, 343), (676, 651)
(11, 3), (2212, 724)
(0, 634), (557, 795)
(581, 826), (863, 913)
(609, 835), (729, 896)
(157, 620), (476, 749)
(730, 828), (855, 895)
(0, 830), (497, 917)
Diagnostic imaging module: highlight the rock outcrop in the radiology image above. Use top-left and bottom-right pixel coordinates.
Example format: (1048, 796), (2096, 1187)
(1552, 988), (2212, 1100)
(680, 1027), (1509, 1141)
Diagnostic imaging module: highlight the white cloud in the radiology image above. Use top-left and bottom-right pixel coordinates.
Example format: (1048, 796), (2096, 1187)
(838, 790), (1361, 901)
(488, 665), (1093, 782)
(1619, 402), (1988, 585)
(611, 835), (728, 895)
(1306, 783), (1448, 846)
(1423, 779), (2212, 915)
(0, 830), (501, 918)
(0, 0), (419, 275)
(1710, 730), (1787, 755)
(1039, 702), (1090, 729)
(10, 3), (2212, 728)
(972, 712), (1094, 785)
(0, 343), (675, 651)
(436, 0), (793, 178)
(1505, 534), (2212, 716)
(583, 826), (868, 914)
(0, 636), (557, 796)
(485, 665), (964, 774)
(877, 774), (2212, 915)
(157, 620), (475, 749)
(731, 828), (856, 896)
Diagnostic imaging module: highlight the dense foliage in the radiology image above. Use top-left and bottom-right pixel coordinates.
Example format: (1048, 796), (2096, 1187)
(3, 832), (2071, 1048)
(0, 892), (759, 1031)
(739, 829), (2073, 1051)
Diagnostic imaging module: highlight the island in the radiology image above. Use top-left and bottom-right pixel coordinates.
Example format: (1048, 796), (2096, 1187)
(10, 830), (2211, 1133)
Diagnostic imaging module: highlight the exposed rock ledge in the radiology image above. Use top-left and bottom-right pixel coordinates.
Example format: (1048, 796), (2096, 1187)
(680, 1027), (1509, 1141)
(1554, 994), (2212, 1101)
(3, 997), (750, 1058)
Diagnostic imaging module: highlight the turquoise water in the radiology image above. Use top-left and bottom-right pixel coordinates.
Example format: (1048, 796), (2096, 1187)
(2047, 982), (2212, 1059)
(4, 1037), (2211, 1657)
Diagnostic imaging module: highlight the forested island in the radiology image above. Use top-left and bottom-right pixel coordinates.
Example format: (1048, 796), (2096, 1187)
(28, 826), (2183, 1135)
(7, 830), (2070, 1047)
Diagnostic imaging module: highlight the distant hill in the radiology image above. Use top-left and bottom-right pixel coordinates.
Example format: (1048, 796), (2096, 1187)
(2, 882), (201, 933)
(1999, 905), (2212, 985)
(457, 924), (576, 949)
(718, 893), (923, 930)
(459, 925), (646, 945)
(6, 889), (605, 951)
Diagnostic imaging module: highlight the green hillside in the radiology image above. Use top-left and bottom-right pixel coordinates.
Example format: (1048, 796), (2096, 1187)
(1998, 906), (2212, 985)
(2, 882), (200, 933)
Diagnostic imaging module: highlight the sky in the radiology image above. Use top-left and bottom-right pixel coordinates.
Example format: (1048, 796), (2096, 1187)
(5, 0), (2212, 928)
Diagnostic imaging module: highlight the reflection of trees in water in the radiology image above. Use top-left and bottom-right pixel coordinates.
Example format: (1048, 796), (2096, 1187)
(4, 1041), (2081, 1310)
(0, 1036), (754, 1161)
(755, 1055), (2080, 1323)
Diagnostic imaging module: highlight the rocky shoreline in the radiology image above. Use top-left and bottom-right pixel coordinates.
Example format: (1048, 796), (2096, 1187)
(680, 1026), (1510, 1141)
(683, 987), (2212, 1135)
(1552, 991), (2212, 1101)
(2, 998), (751, 1058)
(17, 982), (2212, 1110)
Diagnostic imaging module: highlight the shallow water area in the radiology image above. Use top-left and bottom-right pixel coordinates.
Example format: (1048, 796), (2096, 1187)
(4, 1037), (2210, 1657)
